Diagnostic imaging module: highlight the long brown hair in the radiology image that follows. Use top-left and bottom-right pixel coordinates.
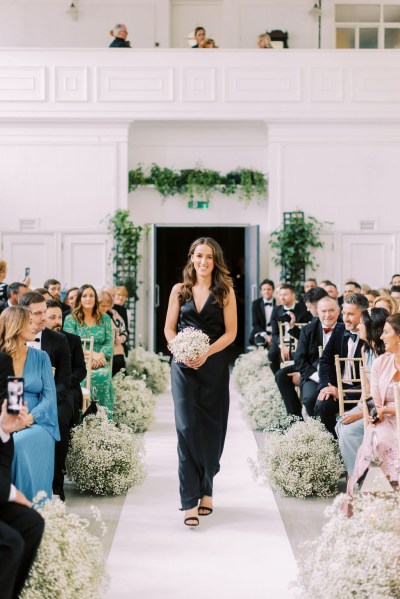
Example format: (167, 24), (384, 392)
(179, 237), (233, 308)
(72, 284), (103, 326)
(0, 306), (30, 358)
(387, 313), (400, 336)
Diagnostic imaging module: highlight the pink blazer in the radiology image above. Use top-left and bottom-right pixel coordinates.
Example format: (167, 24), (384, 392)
(370, 352), (397, 407)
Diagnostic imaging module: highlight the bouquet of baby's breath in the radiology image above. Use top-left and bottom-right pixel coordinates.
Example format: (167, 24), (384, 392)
(167, 327), (210, 364)
(297, 492), (400, 598)
(241, 373), (294, 431)
(66, 407), (145, 495)
(20, 494), (108, 599)
(125, 346), (170, 394)
(231, 348), (271, 395)
(255, 419), (344, 498)
(113, 370), (156, 433)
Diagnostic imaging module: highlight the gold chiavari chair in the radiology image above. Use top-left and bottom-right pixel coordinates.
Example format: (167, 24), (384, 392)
(278, 322), (308, 364)
(81, 336), (94, 412)
(334, 354), (363, 416)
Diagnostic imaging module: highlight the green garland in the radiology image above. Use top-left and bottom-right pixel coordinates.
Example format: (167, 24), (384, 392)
(128, 163), (267, 203)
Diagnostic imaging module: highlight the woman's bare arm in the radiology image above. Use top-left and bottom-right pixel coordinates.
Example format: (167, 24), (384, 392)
(164, 283), (182, 343)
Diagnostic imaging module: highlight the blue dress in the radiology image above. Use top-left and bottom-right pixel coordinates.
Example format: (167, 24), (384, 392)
(12, 348), (60, 501)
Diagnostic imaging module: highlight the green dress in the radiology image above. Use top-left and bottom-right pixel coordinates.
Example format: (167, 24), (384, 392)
(64, 313), (115, 414)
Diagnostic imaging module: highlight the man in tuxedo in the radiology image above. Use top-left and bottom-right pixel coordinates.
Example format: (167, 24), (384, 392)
(43, 279), (69, 314)
(324, 282), (339, 300)
(45, 300), (86, 426)
(315, 293), (369, 436)
(18, 292), (71, 501)
(274, 287), (332, 417)
(267, 284), (310, 374)
(0, 283), (28, 314)
(337, 280), (361, 307)
(390, 273), (400, 286)
(249, 279), (275, 346)
(0, 353), (45, 599)
(303, 278), (317, 293)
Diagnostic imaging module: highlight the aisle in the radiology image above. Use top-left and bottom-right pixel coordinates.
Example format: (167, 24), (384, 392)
(106, 386), (298, 598)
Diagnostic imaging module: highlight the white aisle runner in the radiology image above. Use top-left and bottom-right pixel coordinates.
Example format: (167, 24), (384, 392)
(106, 386), (298, 599)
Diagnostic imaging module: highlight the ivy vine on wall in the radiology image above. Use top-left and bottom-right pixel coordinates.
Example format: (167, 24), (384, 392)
(128, 164), (267, 203)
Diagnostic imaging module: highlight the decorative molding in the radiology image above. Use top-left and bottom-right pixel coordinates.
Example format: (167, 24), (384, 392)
(181, 67), (216, 102)
(54, 67), (88, 102)
(225, 67), (302, 103)
(97, 67), (174, 102)
(310, 68), (343, 103)
(0, 67), (45, 102)
(352, 68), (400, 103)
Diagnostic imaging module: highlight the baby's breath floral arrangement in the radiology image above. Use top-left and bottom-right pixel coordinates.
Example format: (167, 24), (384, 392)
(125, 346), (170, 394)
(20, 494), (108, 599)
(66, 407), (145, 495)
(298, 492), (400, 598)
(113, 370), (156, 432)
(241, 374), (293, 432)
(231, 348), (270, 395)
(167, 327), (210, 364)
(255, 419), (344, 498)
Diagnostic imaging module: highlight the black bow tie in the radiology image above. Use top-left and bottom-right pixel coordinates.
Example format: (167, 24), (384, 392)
(264, 301), (273, 306)
(344, 331), (358, 343)
(34, 338), (40, 342)
(284, 308), (293, 311)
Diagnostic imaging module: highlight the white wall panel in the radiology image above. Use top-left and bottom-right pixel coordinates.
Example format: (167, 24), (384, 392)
(54, 67), (88, 102)
(310, 68), (343, 103)
(341, 234), (394, 288)
(225, 67), (302, 102)
(62, 234), (111, 289)
(2, 234), (55, 288)
(97, 67), (174, 102)
(352, 68), (400, 103)
(0, 67), (45, 102)
(181, 67), (216, 102)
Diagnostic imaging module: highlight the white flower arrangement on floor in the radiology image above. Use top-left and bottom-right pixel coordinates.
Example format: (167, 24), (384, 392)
(126, 346), (170, 394)
(66, 407), (145, 495)
(167, 327), (210, 364)
(113, 370), (156, 433)
(20, 494), (108, 599)
(297, 492), (400, 598)
(240, 373), (294, 432)
(231, 348), (271, 395)
(255, 419), (344, 498)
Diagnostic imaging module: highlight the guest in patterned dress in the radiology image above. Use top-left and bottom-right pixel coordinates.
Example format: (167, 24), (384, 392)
(347, 314), (400, 495)
(0, 306), (60, 501)
(64, 285), (114, 414)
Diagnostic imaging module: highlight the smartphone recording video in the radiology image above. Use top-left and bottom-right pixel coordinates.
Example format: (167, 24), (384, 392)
(7, 376), (24, 414)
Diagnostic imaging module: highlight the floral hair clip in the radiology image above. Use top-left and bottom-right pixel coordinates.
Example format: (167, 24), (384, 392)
(367, 307), (372, 316)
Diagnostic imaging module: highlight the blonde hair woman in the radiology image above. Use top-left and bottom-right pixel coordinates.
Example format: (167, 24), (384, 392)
(98, 290), (128, 376)
(373, 295), (399, 315)
(0, 306), (59, 501)
(258, 33), (273, 48)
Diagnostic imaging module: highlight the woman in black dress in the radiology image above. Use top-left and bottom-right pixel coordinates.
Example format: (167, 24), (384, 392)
(165, 238), (237, 527)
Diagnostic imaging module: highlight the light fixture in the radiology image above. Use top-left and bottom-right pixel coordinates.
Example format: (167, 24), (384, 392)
(309, 3), (322, 18)
(66, 2), (79, 21)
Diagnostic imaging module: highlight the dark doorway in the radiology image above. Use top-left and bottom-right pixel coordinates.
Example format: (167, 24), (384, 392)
(155, 226), (246, 355)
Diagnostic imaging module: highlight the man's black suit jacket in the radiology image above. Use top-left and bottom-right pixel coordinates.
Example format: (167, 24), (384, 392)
(318, 323), (363, 391)
(0, 352), (14, 504)
(41, 328), (71, 405)
(61, 330), (86, 399)
(249, 297), (275, 344)
(0, 301), (11, 315)
(270, 302), (310, 346)
(295, 317), (323, 384)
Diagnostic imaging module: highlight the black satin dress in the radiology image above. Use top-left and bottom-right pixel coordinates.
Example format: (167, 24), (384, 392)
(171, 294), (230, 510)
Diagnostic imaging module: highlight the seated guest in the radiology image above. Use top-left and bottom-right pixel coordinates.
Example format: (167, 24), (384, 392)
(201, 38), (218, 48)
(268, 284), (310, 374)
(257, 33), (273, 48)
(365, 289), (380, 307)
(113, 286), (129, 329)
(0, 283), (28, 314)
(377, 287), (391, 297)
(275, 288), (333, 418)
(316, 293), (369, 436)
(336, 307), (388, 475)
(0, 306), (60, 501)
(43, 279), (69, 313)
(0, 260), (7, 303)
(98, 291), (128, 376)
(45, 299), (86, 429)
(249, 279), (275, 347)
(337, 280), (362, 306)
(319, 279), (333, 289)
(64, 285), (114, 414)
(109, 24), (131, 47)
(192, 26), (206, 48)
(0, 385), (45, 599)
(19, 292), (71, 501)
(390, 273), (400, 286)
(390, 285), (400, 306)
(65, 287), (78, 311)
(33, 288), (52, 301)
(303, 278), (317, 293)
(347, 314), (400, 494)
(324, 282), (339, 300)
(373, 294), (398, 315)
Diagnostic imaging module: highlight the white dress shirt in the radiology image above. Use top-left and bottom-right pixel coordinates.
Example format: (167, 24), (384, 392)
(309, 324), (335, 383)
(26, 330), (42, 350)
